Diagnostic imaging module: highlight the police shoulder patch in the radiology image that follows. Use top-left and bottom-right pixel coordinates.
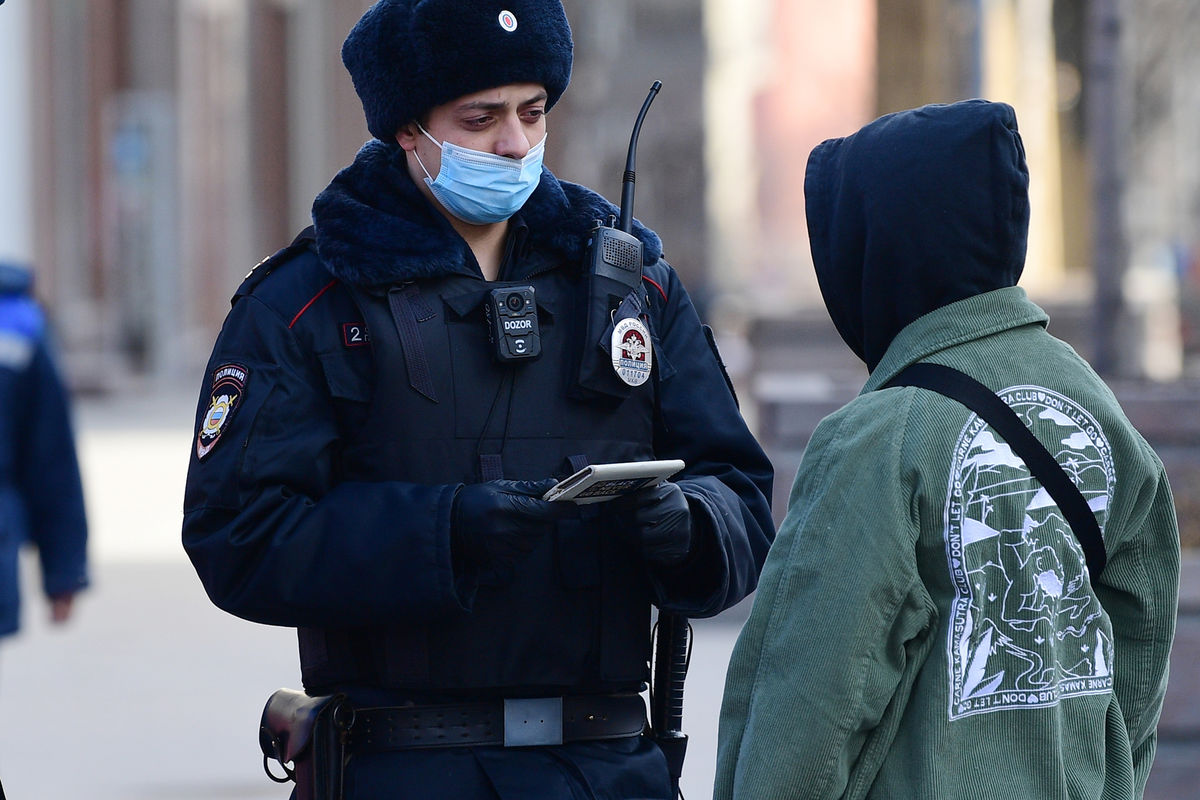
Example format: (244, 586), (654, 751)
(196, 363), (248, 460)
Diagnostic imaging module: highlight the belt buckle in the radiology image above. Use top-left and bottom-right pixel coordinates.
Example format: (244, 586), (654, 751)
(503, 697), (564, 747)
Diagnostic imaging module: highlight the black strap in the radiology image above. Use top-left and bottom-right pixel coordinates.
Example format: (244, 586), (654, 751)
(387, 285), (439, 403)
(885, 363), (1106, 577)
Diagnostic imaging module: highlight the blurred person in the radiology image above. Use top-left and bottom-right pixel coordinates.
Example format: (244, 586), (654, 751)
(715, 100), (1180, 800)
(0, 261), (88, 646)
(182, 1), (774, 798)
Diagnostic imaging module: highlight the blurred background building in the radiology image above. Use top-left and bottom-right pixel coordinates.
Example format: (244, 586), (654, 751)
(1, 0), (1197, 390)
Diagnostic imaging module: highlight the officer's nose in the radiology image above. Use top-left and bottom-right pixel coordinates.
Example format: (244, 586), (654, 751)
(494, 116), (532, 160)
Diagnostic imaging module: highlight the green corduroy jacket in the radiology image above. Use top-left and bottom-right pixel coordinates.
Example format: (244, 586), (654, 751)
(716, 287), (1180, 800)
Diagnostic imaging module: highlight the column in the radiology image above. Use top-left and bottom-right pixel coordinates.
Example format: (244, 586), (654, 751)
(0, 2), (33, 266)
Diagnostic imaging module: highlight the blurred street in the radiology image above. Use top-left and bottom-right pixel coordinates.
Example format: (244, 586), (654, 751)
(0, 383), (1195, 799)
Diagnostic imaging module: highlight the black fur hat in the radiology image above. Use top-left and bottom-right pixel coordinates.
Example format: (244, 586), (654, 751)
(343, 0), (574, 141)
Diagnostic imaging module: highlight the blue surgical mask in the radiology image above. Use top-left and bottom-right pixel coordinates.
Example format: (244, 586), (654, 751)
(413, 124), (546, 224)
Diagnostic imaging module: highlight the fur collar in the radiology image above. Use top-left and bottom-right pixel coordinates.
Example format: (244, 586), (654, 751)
(312, 140), (662, 287)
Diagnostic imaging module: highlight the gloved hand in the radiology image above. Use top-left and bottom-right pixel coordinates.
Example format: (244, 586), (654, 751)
(616, 481), (695, 567)
(451, 479), (574, 570)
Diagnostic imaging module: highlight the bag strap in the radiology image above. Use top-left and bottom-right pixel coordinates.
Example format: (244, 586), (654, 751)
(884, 362), (1106, 577)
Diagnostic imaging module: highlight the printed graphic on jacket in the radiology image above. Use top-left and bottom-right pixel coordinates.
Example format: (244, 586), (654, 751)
(945, 386), (1115, 720)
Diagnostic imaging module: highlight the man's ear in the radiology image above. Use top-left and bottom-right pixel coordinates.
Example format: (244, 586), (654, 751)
(396, 122), (420, 152)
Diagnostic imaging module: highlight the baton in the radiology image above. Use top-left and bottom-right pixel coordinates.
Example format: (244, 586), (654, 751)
(651, 610), (691, 798)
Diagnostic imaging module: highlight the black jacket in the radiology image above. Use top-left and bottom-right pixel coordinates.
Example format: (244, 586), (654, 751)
(182, 141), (773, 698)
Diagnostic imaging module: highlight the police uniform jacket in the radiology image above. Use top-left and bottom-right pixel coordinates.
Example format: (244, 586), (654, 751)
(183, 140), (774, 795)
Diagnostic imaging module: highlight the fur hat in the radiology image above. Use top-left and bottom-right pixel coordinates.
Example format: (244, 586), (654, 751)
(342, 0), (574, 141)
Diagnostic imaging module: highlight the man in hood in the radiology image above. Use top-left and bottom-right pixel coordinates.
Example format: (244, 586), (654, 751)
(714, 100), (1179, 799)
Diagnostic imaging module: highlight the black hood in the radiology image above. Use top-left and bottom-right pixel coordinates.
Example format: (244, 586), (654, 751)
(804, 99), (1030, 371)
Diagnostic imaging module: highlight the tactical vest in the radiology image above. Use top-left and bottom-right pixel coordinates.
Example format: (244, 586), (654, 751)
(298, 267), (662, 695)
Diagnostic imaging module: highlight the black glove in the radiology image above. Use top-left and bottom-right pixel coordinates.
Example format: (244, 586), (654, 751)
(617, 481), (695, 567)
(451, 479), (573, 570)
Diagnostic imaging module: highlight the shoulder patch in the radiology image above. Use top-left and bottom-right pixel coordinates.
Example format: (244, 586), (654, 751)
(196, 363), (248, 460)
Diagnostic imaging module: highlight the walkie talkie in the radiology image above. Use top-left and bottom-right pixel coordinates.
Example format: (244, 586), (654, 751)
(575, 81), (662, 399)
(589, 80), (661, 286)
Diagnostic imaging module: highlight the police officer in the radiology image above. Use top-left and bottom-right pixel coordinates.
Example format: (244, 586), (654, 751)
(183, 1), (774, 798)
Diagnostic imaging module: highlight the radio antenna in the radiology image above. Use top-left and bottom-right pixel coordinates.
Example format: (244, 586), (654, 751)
(618, 80), (662, 234)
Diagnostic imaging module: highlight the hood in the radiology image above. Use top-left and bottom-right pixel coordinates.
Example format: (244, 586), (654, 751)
(0, 262), (33, 296)
(312, 140), (662, 287)
(804, 99), (1030, 371)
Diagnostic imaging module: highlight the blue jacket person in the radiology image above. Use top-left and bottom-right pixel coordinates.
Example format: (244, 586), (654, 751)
(0, 262), (88, 641)
(181, 2), (774, 798)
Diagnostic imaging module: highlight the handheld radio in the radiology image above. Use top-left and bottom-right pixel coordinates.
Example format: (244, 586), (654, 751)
(575, 81), (662, 398)
(589, 80), (661, 285)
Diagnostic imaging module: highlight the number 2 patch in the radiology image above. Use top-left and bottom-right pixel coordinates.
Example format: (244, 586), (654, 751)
(196, 363), (247, 460)
(343, 322), (370, 347)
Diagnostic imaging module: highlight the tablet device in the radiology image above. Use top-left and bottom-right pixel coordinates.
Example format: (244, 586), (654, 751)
(542, 459), (685, 504)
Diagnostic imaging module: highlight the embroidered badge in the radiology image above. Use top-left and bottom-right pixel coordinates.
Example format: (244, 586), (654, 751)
(498, 10), (518, 31)
(611, 317), (652, 387)
(342, 322), (370, 348)
(196, 363), (248, 460)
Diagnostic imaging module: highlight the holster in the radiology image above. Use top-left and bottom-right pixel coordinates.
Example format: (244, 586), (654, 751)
(259, 688), (353, 800)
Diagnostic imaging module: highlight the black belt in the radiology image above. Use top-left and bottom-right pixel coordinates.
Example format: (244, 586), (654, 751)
(346, 693), (646, 752)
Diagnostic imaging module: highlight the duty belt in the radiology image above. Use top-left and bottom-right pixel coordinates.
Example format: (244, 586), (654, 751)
(346, 693), (646, 752)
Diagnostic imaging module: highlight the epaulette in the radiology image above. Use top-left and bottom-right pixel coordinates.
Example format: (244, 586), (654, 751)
(231, 226), (317, 305)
